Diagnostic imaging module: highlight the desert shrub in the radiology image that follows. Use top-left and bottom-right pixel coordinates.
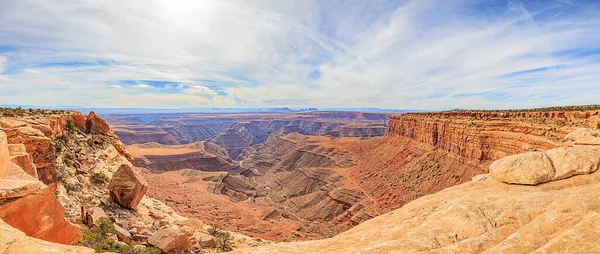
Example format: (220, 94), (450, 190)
(63, 157), (73, 167)
(57, 133), (69, 142)
(216, 231), (234, 252)
(208, 225), (221, 236)
(91, 172), (110, 185)
(55, 141), (63, 153)
(66, 118), (77, 133)
(65, 181), (82, 193)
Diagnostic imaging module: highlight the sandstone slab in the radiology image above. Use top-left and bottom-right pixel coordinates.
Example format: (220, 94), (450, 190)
(108, 164), (149, 209)
(0, 219), (95, 254)
(147, 227), (195, 253)
(490, 146), (600, 185)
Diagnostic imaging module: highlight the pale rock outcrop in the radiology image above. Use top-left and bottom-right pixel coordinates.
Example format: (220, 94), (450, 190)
(0, 219), (95, 254)
(490, 146), (600, 185)
(108, 164), (149, 209)
(489, 152), (555, 185)
(565, 128), (600, 145)
(147, 227), (196, 253)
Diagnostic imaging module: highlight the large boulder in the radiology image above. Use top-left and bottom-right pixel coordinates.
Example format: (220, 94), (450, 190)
(86, 111), (110, 135)
(147, 227), (196, 253)
(0, 131), (9, 179)
(108, 164), (148, 209)
(490, 146), (600, 185)
(489, 152), (554, 185)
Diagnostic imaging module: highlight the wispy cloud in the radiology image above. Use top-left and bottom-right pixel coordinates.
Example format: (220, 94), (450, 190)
(0, 0), (599, 109)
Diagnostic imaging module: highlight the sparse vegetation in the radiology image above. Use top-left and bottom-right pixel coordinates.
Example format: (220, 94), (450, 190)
(216, 231), (234, 252)
(208, 225), (221, 236)
(209, 225), (234, 252)
(77, 218), (160, 254)
(63, 157), (73, 167)
(66, 118), (77, 133)
(91, 172), (110, 185)
(0, 107), (75, 117)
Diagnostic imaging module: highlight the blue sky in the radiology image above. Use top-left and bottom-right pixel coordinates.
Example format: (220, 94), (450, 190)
(0, 0), (599, 109)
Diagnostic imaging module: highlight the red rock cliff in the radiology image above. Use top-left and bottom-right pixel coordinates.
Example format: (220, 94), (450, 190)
(388, 110), (600, 166)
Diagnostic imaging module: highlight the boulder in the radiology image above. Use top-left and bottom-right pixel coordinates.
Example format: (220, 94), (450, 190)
(0, 131), (9, 179)
(112, 140), (135, 164)
(490, 146), (600, 185)
(199, 234), (216, 248)
(114, 224), (133, 244)
(147, 227), (195, 253)
(108, 164), (148, 209)
(86, 111), (110, 135)
(489, 152), (554, 185)
(545, 146), (600, 179)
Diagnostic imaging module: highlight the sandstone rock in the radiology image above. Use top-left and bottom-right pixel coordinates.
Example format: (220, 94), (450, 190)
(115, 224), (133, 244)
(490, 146), (600, 185)
(112, 139), (135, 164)
(132, 234), (151, 242)
(0, 219), (95, 254)
(489, 152), (555, 185)
(147, 227), (195, 253)
(108, 164), (149, 209)
(233, 166), (600, 253)
(0, 131), (9, 179)
(9, 146), (38, 179)
(86, 111), (110, 135)
(199, 234), (216, 248)
(4, 126), (56, 184)
(0, 187), (81, 244)
(71, 113), (87, 132)
(565, 128), (600, 146)
(545, 146), (600, 179)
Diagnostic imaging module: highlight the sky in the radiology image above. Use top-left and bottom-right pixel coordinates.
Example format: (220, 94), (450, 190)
(0, 0), (599, 110)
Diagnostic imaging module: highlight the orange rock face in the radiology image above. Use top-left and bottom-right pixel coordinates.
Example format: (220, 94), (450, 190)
(86, 111), (110, 135)
(108, 164), (149, 209)
(8, 144), (38, 179)
(0, 187), (80, 244)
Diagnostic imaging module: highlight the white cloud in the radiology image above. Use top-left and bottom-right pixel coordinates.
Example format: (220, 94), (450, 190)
(0, 0), (598, 109)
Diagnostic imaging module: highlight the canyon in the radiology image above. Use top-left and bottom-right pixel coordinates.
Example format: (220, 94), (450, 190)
(1, 106), (600, 253)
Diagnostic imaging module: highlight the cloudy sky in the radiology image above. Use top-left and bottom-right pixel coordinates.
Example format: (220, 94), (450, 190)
(0, 0), (599, 109)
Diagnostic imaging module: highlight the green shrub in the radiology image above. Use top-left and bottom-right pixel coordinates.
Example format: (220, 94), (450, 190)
(63, 157), (73, 167)
(91, 172), (110, 185)
(216, 231), (234, 252)
(208, 225), (221, 236)
(66, 118), (77, 133)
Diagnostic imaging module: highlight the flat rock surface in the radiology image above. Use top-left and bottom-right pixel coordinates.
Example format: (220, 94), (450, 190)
(233, 170), (600, 253)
